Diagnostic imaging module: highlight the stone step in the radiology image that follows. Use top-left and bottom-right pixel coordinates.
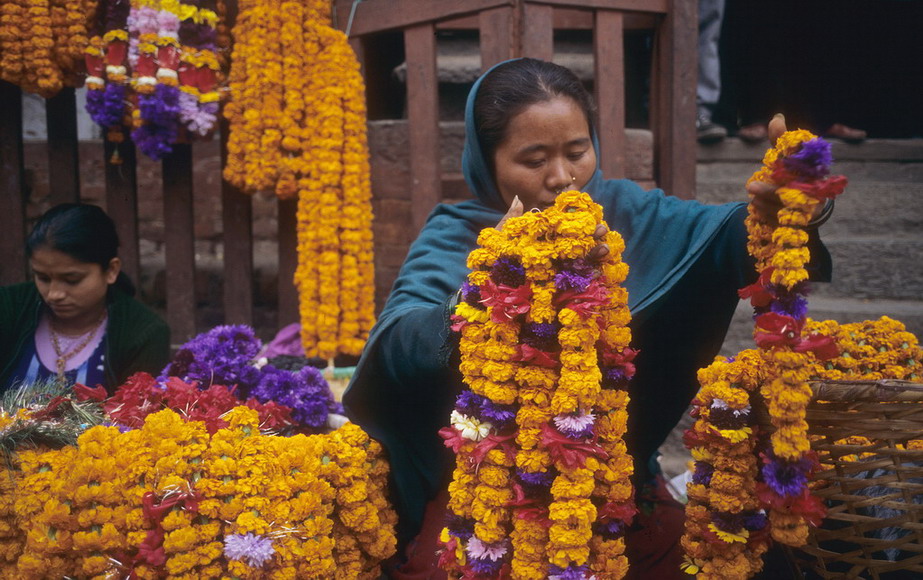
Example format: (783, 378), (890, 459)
(819, 239), (923, 301)
(720, 296), (923, 358)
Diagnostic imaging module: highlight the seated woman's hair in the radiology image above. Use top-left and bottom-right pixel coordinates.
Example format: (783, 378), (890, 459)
(474, 58), (598, 173)
(26, 203), (135, 296)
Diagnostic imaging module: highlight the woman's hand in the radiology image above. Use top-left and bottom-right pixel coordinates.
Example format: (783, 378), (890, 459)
(745, 113), (825, 225)
(496, 195), (524, 230)
(745, 114), (787, 225)
(498, 195), (609, 262)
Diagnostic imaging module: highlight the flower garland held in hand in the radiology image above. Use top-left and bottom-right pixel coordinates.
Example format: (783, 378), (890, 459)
(224, 0), (376, 360)
(0, 0), (95, 97)
(439, 191), (637, 579)
(742, 130), (845, 548)
(681, 130), (847, 578)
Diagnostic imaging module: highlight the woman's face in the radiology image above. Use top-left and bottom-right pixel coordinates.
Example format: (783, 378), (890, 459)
(492, 96), (597, 211)
(30, 247), (118, 323)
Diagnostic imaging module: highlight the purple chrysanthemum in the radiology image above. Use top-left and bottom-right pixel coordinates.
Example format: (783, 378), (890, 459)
(517, 469), (555, 488)
(250, 365), (337, 428)
(455, 390), (485, 416)
(223, 533), (275, 568)
(602, 366), (630, 388)
(554, 270), (592, 293)
(549, 563), (591, 580)
(160, 325), (263, 393)
(744, 511), (769, 531)
(557, 258), (594, 277)
(87, 83), (128, 128)
(445, 514), (475, 541)
(479, 399), (516, 427)
(783, 138), (833, 179)
(761, 455), (813, 497)
(594, 519), (626, 539)
(520, 322), (560, 351)
(692, 461), (714, 486)
(133, 84), (182, 160)
(711, 511), (747, 533)
(770, 291), (809, 321)
(461, 281), (484, 308)
(490, 256), (526, 287)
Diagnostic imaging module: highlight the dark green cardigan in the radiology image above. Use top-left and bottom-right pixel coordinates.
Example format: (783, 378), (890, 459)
(0, 282), (171, 393)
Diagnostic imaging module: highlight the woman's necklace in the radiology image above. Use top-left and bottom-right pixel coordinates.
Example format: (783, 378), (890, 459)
(50, 311), (107, 378)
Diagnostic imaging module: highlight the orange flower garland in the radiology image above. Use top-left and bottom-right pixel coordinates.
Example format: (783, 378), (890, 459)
(441, 191), (636, 579)
(224, 0), (375, 359)
(0, 0), (93, 97)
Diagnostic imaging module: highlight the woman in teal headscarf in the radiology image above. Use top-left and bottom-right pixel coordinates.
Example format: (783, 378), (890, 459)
(344, 58), (831, 578)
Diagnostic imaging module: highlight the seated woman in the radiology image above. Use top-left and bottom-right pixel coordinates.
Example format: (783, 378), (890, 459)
(344, 58), (833, 578)
(0, 203), (170, 394)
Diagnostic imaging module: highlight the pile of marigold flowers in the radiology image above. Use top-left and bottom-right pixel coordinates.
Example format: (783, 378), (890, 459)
(0, 325), (397, 578)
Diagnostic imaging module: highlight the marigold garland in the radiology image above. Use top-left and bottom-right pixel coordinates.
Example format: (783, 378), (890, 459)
(223, 0), (375, 360)
(681, 131), (851, 578)
(0, 0), (94, 97)
(440, 191), (636, 579)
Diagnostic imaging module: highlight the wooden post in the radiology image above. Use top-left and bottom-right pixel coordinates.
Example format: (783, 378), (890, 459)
(0, 81), (27, 285)
(45, 87), (81, 205)
(104, 139), (141, 288)
(652, 0), (697, 198)
(220, 119), (254, 326)
(404, 22), (441, 233)
(277, 197), (299, 327)
(522, 3), (554, 61)
(594, 10), (626, 180)
(162, 144), (197, 344)
(479, 6), (515, 69)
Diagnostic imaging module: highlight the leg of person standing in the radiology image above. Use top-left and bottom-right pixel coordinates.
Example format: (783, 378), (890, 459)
(696, 0), (728, 143)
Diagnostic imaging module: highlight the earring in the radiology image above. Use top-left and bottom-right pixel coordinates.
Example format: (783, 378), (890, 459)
(571, 176), (576, 182)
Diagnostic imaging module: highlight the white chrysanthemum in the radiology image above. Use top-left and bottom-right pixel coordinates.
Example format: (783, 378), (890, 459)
(450, 410), (493, 441)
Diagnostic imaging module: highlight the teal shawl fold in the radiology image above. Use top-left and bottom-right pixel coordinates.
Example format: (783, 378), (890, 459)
(343, 59), (830, 544)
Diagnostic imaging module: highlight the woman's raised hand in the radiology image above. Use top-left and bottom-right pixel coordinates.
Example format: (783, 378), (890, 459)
(497, 195), (609, 262)
(497, 195), (524, 230)
(745, 114), (788, 225)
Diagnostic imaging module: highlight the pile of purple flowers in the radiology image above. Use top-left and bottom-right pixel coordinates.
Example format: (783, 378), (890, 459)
(160, 325), (342, 430)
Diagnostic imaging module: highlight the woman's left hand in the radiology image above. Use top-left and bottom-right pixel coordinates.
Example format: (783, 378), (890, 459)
(587, 224), (610, 262)
(745, 113), (825, 225)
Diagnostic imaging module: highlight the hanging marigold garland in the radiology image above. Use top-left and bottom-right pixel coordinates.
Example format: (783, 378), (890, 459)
(681, 131), (848, 578)
(223, 0), (375, 360)
(439, 191), (637, 579)
(0, 0), (95, 97)
(83, 0), (221, 159)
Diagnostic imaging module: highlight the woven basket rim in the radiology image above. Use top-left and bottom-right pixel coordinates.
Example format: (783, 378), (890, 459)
(809, 379), (923, 402)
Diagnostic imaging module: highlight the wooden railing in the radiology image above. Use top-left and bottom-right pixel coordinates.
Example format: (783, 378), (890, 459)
(0, 0), (696, 346)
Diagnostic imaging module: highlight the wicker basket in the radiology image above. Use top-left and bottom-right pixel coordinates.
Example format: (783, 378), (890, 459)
(787, 379), (923, 579)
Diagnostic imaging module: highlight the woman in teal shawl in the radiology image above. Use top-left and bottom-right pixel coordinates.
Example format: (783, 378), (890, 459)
(343, 58), (830, 578)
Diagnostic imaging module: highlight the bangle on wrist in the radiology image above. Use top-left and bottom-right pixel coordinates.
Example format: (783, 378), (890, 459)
(806, 199), (835, 229)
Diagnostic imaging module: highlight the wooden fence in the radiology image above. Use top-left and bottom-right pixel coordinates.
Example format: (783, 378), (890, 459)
(0, 0), (696, 346)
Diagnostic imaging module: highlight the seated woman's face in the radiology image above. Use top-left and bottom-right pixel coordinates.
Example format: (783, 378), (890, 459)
(492, 96), (597, 211)
(30, 247), (118, 322)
